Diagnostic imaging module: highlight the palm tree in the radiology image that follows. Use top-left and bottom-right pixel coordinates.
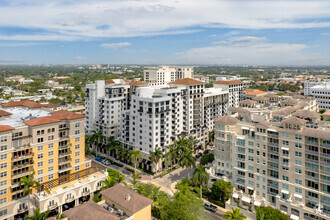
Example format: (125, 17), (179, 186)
(113, 172), (125, 185)
(150, 148), (163, 175)
(192, 165), (209, 199)
(179, 150), (196, 178)
(24, 208), (50, 220)
(165, 144), (177, 169)
(106, 136), (120, 157)
(129, 172), (141, 191)
(19, 172), (40, 216)
(224, 208), (246, 220)
(100, 176), (114, 190)
(130, 150), (142, 174)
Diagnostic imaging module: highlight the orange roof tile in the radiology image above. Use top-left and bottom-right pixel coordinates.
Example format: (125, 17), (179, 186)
(169, 78), (204, 85)
(2, 100), (44, 108)
(24, 117), (61, 126)
(213, 80), (243, 85)
(0, 110), (12, 117)
(0, 125), (14, 132)
(323, 110), (330, 116)
(243, 90), (267, 95)
(123, 79), (131, 82)
(24, 110), (85, 126)
(129, 81), (146, 86)
(105, 79), (115, 84)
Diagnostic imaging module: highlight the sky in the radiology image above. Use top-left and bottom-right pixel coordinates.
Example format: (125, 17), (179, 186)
(0, 0), (330, 65)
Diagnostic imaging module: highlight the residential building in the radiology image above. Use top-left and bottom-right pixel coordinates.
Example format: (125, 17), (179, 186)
(0, 101), (107, 220)
(213, 80), (244, 107)
(143, 66), (194, 86)
(100, 184), (153, 220)
(213, 95), (330, 220)
(309, 82), (330, 110)
(85, 78), (228, 172)
(242, 90), (267, 100)
(193, 75), (210, 83)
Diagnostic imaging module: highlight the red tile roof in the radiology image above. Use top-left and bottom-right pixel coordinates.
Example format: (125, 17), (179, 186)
(129, 81), (145, 86)
(169, 78), (204, 85)
(214, 80), (243, 85)
(0, 125), (15, 132)
(42, 103), (61, 108)
(105, 79), (115, 84)
(0, 110), (12, 117)
(24, 110), (85, 126)
(2, 100), (44, 108)
(243, 90), (267, 95)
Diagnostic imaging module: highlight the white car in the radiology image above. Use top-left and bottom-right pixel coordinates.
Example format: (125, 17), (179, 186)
(209, 146), (215, 151)
(104, 160), (111, 166)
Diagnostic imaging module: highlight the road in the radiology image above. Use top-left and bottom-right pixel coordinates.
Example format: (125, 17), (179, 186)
(92, 159), (224, 219)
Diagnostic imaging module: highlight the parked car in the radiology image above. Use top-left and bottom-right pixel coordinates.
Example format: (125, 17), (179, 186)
(210, 178), (218, 182)
(204, 203), (217, 213)
(203, 149), (210, 154)
(95, 157), (102, 162)
(104, 160), (111, 165)
(195, 152), (203, 158)
(215, 172), (225, 177)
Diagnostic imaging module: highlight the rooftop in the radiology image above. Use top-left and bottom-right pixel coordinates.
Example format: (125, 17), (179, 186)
(129, 81), (145, 86)
(100, 184), (153, 213)
(243, 90), (267, 96)
(213, 80), (243, 85)
(0, 107), (50, 127)
(1, 100), (44, 108)
(169, 78), (204, 85)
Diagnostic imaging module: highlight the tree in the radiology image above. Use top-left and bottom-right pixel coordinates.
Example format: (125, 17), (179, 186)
(200, 153), (215, 166)
(256, 207), (290, 220)
(19, 172), (40, 216)
(100, 176), (114, 190)
(93, 193), (102, 203)
(130, 150), (142, 174)
(179, 149), (196, 178)
(211, 179), (233, 203)
(192, 165), (210, 198)
(24, 208), (50, 220)
(129, 172), (141, 191)
(56, 213), (66, 220)
(107, 169), (125, 185)
(165, 144), (178, 169)
(150, 148), (163, 175)
(208, 130), (215, 143)
(224, 208), (246, 220)
(319, 109), (326, 114)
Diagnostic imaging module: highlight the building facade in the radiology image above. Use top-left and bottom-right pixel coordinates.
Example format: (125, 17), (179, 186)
(0, 101), (107, 220)
(213, 80), (244, 108)
(214, 95), (330, 220)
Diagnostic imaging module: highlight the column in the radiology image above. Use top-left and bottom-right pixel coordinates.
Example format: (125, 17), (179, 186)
(75, 199), (79, 206)
(58, 206), (62, 213)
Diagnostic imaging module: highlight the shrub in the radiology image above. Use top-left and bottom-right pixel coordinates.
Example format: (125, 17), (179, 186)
(200, 153), (215, 166)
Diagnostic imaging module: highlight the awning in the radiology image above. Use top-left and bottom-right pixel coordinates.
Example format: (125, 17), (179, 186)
(247, 186), (254, 190)
(250, 129), (255, 131)
(237, 136), (246, 140)
(290, 215), (300, 220)
(267, 129), (278, 132)
(242, 196), (251, 203)
(241, 127), (250, 130)
(232, 193), (239, 199)
(281, 147), (289, 151)
(254, 200), (262, 206)
(281, 189), (289, 194)
(294, 194), (302, 199)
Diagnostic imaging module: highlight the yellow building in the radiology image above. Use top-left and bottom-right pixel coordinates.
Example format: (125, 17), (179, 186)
(0, 101), (107, 220)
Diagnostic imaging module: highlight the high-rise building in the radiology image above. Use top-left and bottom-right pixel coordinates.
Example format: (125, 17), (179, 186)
(0, 101), (107, 220)
(213, 80), (244, 107)
(143, 66), (194, 86)
(304, 79), (330, 110)
(213, 95), (330, 220)
(85, 78), (229, 172)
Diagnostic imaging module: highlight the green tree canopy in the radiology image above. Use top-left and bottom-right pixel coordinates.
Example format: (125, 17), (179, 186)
(224, 208), (246, 220)
(211, 179), (233, 203)
(256, 207), (290, 220)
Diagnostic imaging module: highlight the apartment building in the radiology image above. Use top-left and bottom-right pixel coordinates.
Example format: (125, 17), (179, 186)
(213, 95), (330, 220)
(143, 66), (194, 86)
(85, 78), (228, 172)
(0, 101), (107, 220)
(213, 80), (244, 107)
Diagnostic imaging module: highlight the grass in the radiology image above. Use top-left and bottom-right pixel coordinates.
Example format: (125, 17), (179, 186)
(125, 167), (134, 173)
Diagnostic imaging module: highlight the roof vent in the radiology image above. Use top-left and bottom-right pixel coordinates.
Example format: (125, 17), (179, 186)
(126, 194), (131, 201)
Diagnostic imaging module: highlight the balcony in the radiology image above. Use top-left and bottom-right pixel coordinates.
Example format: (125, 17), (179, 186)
(14, 144), (31, 150)
(82, 189), (90, 196)
(306, 158), (319, 164)
(306, 166), (319, 172)
(268, 158), (279, 162)
(306, 141), (319, 146)
(58, 158), (71, 165)
(320, 178), (330, 185)
(305, 150), (319, 156)
(48, 202), (58, 210)
(59, 151), (71, 157)
(322, 198), (330, 205)
(321, 169), (330, 175)
(268, 150), (279, 155)
(268, 142), (279, 147)
(306, 195), (319, 203)
(321, 161), (330, 167)
(320, 142), (330, 149)
(59, 144), (71, 149)
(268, 133), (279, 138)
(17, 206), (28, 213)
(65, 196), (75, 203)
(12, 152), (33, 162)
(267, 182), (278, 188)
(12, 170), (33, 178)
(321, 152), (330, 157)
(267, 165), (279, 170)
(237, 157), (245, 162)
(305, 175), (319, 182)
(12, 161), (33, 170)
(58, 165), (72, 173)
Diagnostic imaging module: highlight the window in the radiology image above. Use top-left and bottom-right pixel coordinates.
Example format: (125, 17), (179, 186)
(75, 159), (79, 163)
(248, 166), (254, 171)
(37, 153), (43, 159)
(75, 137), (80, 142)
(75, 122), (80, 128)
(75, 166), (80, 171)
(48, 151), (54, 157)
(0, 171), (6, 178)
(37, 177), (43, 183)
(282, 176), (289, 181)
(0, 189), (6, 196)
(75, 130), (80, 135)
(295, 151), (302, 157)
(38, 162), (43, 167)
(75, 152), (80, 157)
(75, 144), (80, 149)
(0, 145), (7, 151)
(48, 166), (53, 172)
(0, 136), (7, 142)
(295, 160), (302, 166)
(48, 159), (54, 164)
(0, 209), (7, 217)
(295, 187), (302, 194)
(48, 174), (54, 180)
(295, 179), (302, 185)
(0, 198), (7, 205)
(48, 143), (53, 149)
(282, 132), (289, 138)
(38, 169), (43, 175)
(282, 140), (289, 145)
(295, 143), (302, 148)
(37, 138), (44, 143)
(0, 163), (6, 169)
(86, 162), (90, 167)
(0, 154), (7, 160)
(282, 184), (289, 189)
(295, 168), (302, 174)
(0, 180), (7, 186)
(295, 135), (302, 140)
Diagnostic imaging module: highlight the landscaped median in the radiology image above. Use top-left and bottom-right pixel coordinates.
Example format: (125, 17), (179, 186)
(157, 165), (181, 178)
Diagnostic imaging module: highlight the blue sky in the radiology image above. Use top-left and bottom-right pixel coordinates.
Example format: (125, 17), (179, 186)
(0, 0), (330, 65)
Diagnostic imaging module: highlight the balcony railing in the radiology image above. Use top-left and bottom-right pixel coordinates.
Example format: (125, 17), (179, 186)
(320, 142), (330, 149)
(268, 133), (279, 138)
(48, 202), (58, 210)
(12, 161), (33, 170)
(305, 150), (319, 156)
(306, 158), (319, 164)
(268, 142), (279, 147)
(267, 165), (279, 170)
(305, 175), (319, 182)
(320, 178), (330, 185)
(268, 150), (279, 155)
(321, 169), (330, 175)
(82, 189), (90, 196)
(12, 170), (33, 178)
(306, 141), (319, 146)
(65, 196), (75, 202)
(321, 161), (330, 167)
(12, 152), (33, 161)
(268, 158), (279, 162)
(58, 166), (72, 172)
(17, 206), (28, 213)
(306, 195), (319, 202)
(306, 166), (319, 172)
(321, 152), (330, 157)
(59, 151), (71, 157)
(59, 144), (71, 149)
(58, 158), (71, 165)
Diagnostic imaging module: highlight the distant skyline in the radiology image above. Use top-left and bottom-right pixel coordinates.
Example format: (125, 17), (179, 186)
(0, 0), (330, 65)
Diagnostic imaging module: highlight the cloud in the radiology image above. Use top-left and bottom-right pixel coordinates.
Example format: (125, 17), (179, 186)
(0, 42), (46, 47)
(321, 33), (330, 35)
(0, 1), (330, 40)
(74, 56), (86, 61)
(100, 42), (131, 49)
(179, 36), (329, 65)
